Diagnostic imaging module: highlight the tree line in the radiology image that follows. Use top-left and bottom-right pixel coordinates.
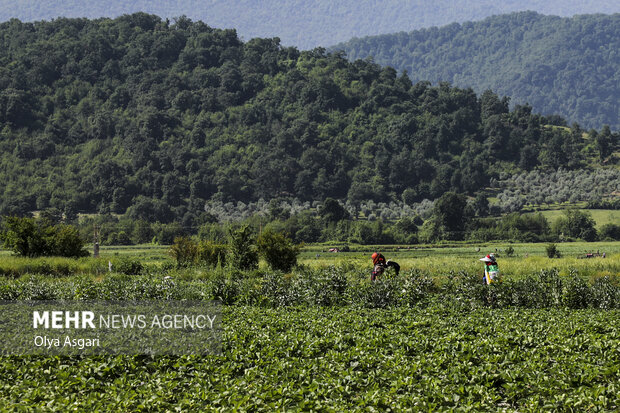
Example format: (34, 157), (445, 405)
(4, 194), (618, 261)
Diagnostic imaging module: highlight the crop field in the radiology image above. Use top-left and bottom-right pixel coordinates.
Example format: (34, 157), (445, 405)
(0, 242), (619, 411)
(0, 307), (618, 411)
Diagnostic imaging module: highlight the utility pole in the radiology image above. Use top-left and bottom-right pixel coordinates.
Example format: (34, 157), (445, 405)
(93, 224), (100, 258)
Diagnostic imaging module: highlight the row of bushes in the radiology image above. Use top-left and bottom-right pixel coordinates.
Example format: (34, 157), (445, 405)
(1, 267), (618, 309)
(169, 226), (301, 272)
(210, 268), (620, 309)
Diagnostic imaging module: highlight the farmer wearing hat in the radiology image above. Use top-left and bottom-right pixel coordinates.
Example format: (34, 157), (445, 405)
(480, 253), (499, 284)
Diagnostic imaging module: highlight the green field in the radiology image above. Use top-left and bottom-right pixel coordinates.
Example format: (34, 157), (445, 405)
(301, 242), (620, 280)
(0, 307), (618, 411)
(0, 243), (618, 411)
(1, 241), (619, 280)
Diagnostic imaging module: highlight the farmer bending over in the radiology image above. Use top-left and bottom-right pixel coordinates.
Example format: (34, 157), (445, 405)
(371, 252), (400, 281)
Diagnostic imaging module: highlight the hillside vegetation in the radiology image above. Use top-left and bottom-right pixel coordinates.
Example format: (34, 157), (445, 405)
(0, 1), (619, 49)
(0, 14), (618, 227)
(334, 12), (620, 130)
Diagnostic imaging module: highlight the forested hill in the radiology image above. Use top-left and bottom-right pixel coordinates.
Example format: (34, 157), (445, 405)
(0, 15), (617, 224)
(333, 12), (620, 130)
(0, 1), (619, 49)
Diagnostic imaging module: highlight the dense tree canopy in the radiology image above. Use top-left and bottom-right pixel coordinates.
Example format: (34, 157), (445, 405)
(0, 14), (617, 226)
(334, 12), (620, 130)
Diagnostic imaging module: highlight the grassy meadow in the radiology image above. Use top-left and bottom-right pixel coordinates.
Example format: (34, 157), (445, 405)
(0, 241), (618, 280)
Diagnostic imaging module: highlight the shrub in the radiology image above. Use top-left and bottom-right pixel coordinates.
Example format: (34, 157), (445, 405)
(260, 272), (300, 307)
(355, 278), (399, 308)
(256, 230), (301, 272)
(209, 273), (240, 305)
(562, 272), (590, 309)
(169, 236), (199, 268)
(505, 246), (515, 257)
(444, 270), (487, 308)
(168, 237), (229, 268)
(48, 225), (90, 257)
(111, 257), (144, 275)
(504, 270), (563, 308)
(1, 216), (88, 257)
(599, 223), (620, 241)
(306, 266), (349, 306)
(197, 241), (228, 267)
(546, 243), (561, 258)
(228, 225), (259, 271)
(590, 276), (618, 309)
(1, 217), (48, 256)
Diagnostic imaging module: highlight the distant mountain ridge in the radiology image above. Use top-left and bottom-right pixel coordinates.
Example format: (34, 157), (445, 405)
(0, 1), (619, 49)
(333, 12), (620, 130)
